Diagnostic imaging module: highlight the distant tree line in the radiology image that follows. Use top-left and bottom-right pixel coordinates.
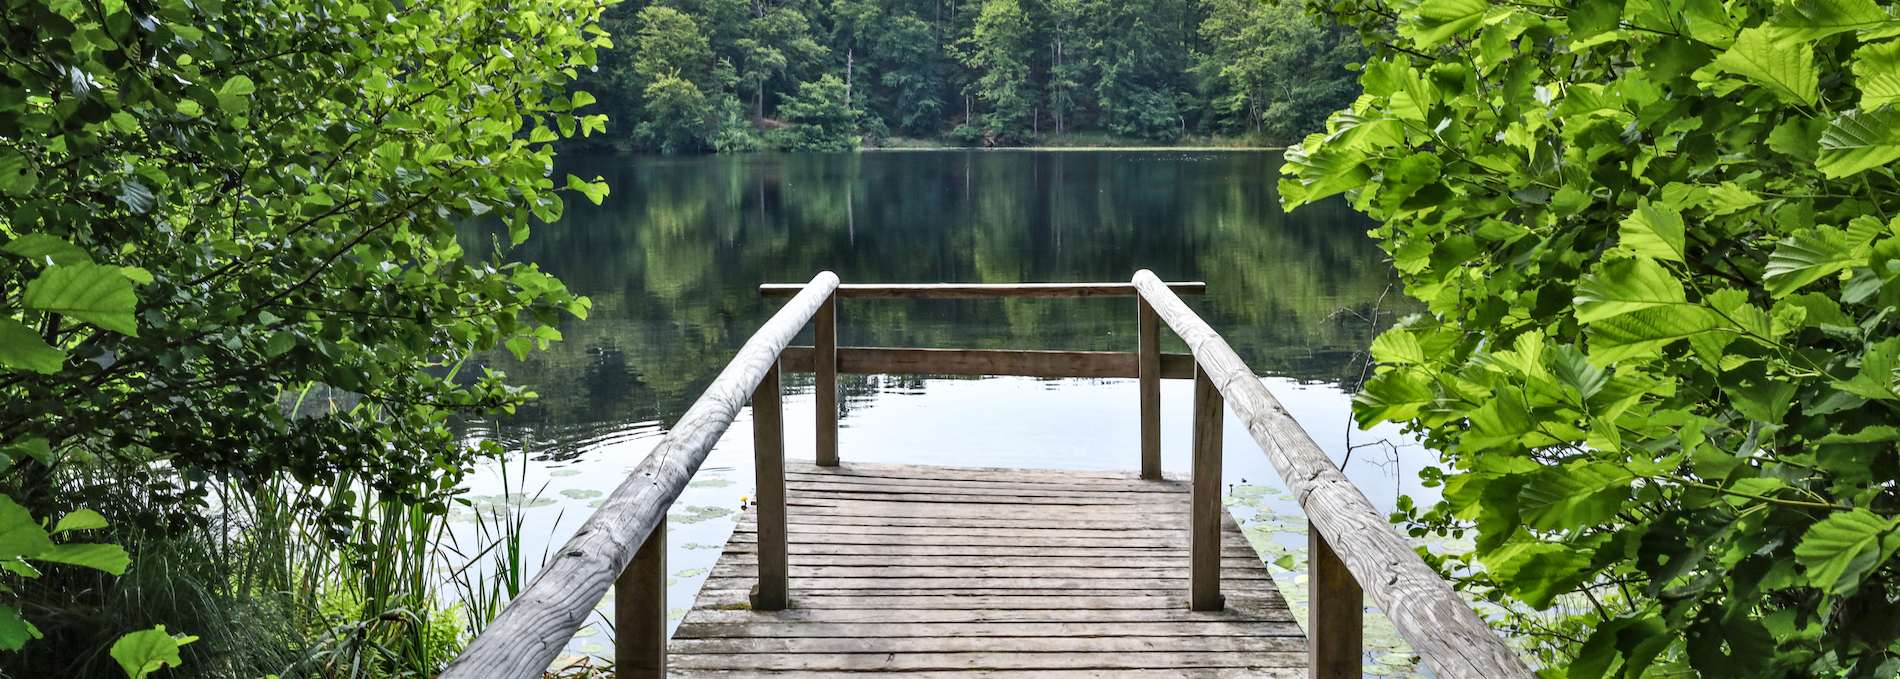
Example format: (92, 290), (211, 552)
(575, 0), (1368, 152)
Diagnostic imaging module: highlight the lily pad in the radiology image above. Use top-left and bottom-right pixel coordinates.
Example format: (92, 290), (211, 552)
(550, 470), (582, 477)
(668, 505), (734, 524)
(560, 488), (603, 500)
(673, 567), (708, 578)
(689, 478), (735, 488)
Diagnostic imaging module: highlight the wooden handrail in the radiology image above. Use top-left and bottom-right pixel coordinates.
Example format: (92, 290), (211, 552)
(760, 281), (1207, 298)
(777, 346), (1197, 379)
(1131, 270), (1534, 679)
(440, 271), (840, 679)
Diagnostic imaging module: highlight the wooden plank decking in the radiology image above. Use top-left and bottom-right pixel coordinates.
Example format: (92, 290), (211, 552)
(670, 461), (1305, 677)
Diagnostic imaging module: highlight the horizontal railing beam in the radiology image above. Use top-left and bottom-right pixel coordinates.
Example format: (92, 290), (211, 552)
(779, 346), (1195, 379)
(1131, 269), (1535, 679)
(441, 271), (841, 679)
(760, 282), (1208, 299)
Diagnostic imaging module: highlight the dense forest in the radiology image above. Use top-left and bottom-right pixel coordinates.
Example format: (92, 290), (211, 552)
(574, 0), (1368, 152)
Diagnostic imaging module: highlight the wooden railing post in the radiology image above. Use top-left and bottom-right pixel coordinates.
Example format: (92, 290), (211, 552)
(1138, 296), (1161, 480)
(1190, 365), (1224, 612)
(751, 360), (788, 611)
(1311, 530), (1364, 679)
(614, 515), (665, 679)
(815, 292), (839, 467)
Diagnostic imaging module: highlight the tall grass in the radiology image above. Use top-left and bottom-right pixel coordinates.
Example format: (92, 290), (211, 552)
(3, 388), (551, 678)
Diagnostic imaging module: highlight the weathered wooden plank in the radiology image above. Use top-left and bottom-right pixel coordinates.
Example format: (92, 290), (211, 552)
(679, 607), (1296, 625)
(778, 499), (1181, 520)
(786, 488), (1174, 506)
(1191, 367), (1225, 612)
(1134, 270), (1532, 679)
(669, 669), (1301, 679)
(760, 281), (1209, 299)
(785, 461), (1182, 484)
(692, 591), (1287, 611)
(779, 346), (1196, 379)
(668, 650), (1305, 671)
(669, 635), (1305, 654)
(1310, 529), (1362, 679)
(614, 515), (664, 679)
(731, 521), (1215, 540)
(672, 621), (1306, 640)
(1140, 294), (1163, 479)
(720, 542), (1264, 558)
(728, 532), (1195, 549)
(717, 553), (1273, 569)
(440, 272), (840, 679)
(751, 361), (787, 611)
(752, 509), (1198, 530)
(783, 478), (1184, 497)
(706, 563), (1276, 581)
(814, 293), (838, 467)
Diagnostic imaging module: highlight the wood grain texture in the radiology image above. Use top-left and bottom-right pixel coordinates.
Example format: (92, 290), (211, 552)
(1133, 270), (1534, 679)
(1309, 530), (1362, 679)
(615, 516), (665, 679)
(1140, 295), (1163, 479)
(759, 281), (1209, 298)
(438, 272), (840, 679)
(668, 461), (1301, 676)
(813, 294), (838, 467)
(1191, 368), (1225, 612)
(779, 346), (1195, 379)
(750, 361), (787, 611)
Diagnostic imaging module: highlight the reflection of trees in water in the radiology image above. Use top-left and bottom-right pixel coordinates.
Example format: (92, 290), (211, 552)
(457, 151), (1420, 458)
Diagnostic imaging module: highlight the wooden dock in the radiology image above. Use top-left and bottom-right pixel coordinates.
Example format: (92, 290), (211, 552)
(670, 461), (1304, 677)
(443, 274), (1534, 679)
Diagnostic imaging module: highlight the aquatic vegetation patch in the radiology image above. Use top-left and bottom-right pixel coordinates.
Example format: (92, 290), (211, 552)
(689, 478), (736, 488)
(669, 505), (735, 524)
(560, 489), (604, 500)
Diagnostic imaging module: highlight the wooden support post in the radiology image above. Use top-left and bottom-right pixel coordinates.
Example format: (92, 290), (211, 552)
(1139, 296), (1161, 480)
(1190, 366), (1224, 612)
(815, 293), (838, 467)
(1311, 529), (1364, 679)
(751, 360), (788, 611)
(614, 515), (666, 679)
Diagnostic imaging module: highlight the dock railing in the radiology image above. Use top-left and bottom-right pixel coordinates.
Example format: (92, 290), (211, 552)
(442, 270), (1534, 679)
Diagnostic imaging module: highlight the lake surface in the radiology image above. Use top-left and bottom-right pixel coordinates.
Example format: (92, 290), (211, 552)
(452, 150), (1438, 675)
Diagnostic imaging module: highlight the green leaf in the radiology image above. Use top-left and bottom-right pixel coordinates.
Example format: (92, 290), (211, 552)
(53, 510), (107, 533)
(1574, 257), (1688, 323)
(111, 626), (198, 679)
(1765, 227), (1858, 297)
(265, 331), (297, 357)
(21, 263), (141, 336)
(3, 234), (91, 265)
(1519, 463), (1633, 530)
(1834, 336), (1900, 400)
(1617, 199), (1686, 261)
(31, 543), (129, 575)
(0, 604), (41, 651)
(0, 150), (37, 197)
(1371, 329), (1426, 365)
(1404, 0), (1490, 46)
(1855, 40), (1900, 111)
(1551, 344), (1608, 399)
(1794, 508), (1900, 596)
(0, 495), (53, 562)
(0, 439), (53, 465)
(1710, 27), (1819, 106)
(1768, 0), (1896, 42)
(1485, 542), (1593, 609)
(0, 318), (65, 374)
(1586, 306), (1719, 364)
(1706, 182), (1764, 215)
(1286, 144), (1372, 203)
(1354, 371), (1437, 427)
(1817, 107), (1900, 179)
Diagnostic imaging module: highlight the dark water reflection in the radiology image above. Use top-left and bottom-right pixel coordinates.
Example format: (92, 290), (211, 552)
(458, 150), (1416, 460)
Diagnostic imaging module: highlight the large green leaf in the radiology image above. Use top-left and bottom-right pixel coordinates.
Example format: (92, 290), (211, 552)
(1371, 329), (1426, 365)
(1484, 542), (1594, 609)
(2, 234), (91, 265)
(31, 543), (129, 575)
(1586, 306), (1719, 364)
(0, 318), (64, 374)
(1353, 371), (1437, 427)
(1519, 463), (1634, 530)
(1711, 27), (1819, 106)
(1765, 226), (1858, 297)
(53, 509), (107, 533)
(1618, 199), (1686, 261)
(111, 626), (198, 679)
(1818, 107), (1900, 178)
(0, 605), (39, 652)
(1403, 0), (1490, 47)
(1854, 40), (1900, 110)
(0, 496), (52, 562)
(20, 263), (140, 336)
(1768, 0), (1895, 42)
(1574, 257), (1688, 323)
(1794, 508), (1900, 595)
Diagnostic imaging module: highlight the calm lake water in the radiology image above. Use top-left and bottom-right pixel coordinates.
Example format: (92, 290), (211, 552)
(452, 150), (1439, 675)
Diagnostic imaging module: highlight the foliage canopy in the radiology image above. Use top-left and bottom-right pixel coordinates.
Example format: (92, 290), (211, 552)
(1286, 0), (1900, 676)
(0, 0), (607, 658)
